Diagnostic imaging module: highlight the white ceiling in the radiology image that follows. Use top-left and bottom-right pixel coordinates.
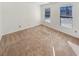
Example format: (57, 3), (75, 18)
(33, 2), (49, 5)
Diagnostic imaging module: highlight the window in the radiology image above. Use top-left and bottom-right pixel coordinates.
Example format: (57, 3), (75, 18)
(60, 6), (73, 28)
(44, 8), (51, 23)
(60, 6), (72, 17)
(45, 8), (50, 19)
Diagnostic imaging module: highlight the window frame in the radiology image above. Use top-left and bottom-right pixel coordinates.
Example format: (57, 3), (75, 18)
(44, 8), (51, 19)
(60, 5), (73, 28)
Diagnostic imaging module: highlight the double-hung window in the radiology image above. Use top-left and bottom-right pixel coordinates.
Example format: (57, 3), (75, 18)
(44, 8), (51, 23)
(60, 6), (73, 28)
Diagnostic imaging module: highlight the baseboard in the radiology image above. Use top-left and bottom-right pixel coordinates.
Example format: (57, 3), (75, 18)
(0, 34), (2, 40)
(2, 23), (79, 39)
(41, 24), (79, 39)
(2, 24), (41, 36)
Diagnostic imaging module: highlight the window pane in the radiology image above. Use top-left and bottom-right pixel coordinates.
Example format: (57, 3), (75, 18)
(60, 6), (72, 28)
(45, 8), (50, 19)
(60, 6), (72, 17)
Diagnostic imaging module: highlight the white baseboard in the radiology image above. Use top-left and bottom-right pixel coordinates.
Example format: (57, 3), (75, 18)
(2, 24), (40, 36)
(42, 22), (79, 39)
(0, 34), (2, 40)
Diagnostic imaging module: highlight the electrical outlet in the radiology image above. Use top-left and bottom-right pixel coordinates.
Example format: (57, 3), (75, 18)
(74, 30), (79, 35)
(19, 25), (22, 28)
(74, 30), (77, 33)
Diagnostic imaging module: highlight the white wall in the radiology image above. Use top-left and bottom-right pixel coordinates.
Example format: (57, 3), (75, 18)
(41, 3), (79, 38)
(0, 3), (2, 40)
(2, 2), (79, 39)
(2, 2), (41, 35)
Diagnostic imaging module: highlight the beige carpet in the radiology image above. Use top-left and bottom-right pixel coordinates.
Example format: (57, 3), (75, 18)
(0, 25), (79, 56)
